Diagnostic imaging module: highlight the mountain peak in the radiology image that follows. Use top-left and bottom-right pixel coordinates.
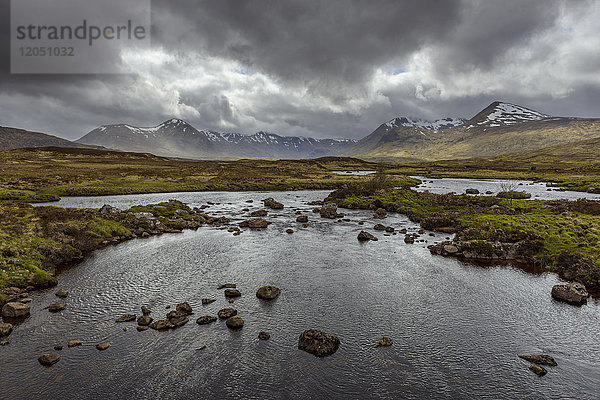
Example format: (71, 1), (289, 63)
(466, 101), (551, 129)
(383, 116), (465, 131)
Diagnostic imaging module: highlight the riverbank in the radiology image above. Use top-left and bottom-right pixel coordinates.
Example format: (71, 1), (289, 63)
(329, 187), (600, 291)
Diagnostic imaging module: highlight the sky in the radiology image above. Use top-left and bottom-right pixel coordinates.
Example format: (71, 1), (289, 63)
(1, 0), (600, 140)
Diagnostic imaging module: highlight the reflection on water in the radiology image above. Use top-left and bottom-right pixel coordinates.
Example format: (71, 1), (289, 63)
(3, 190), (599, 399)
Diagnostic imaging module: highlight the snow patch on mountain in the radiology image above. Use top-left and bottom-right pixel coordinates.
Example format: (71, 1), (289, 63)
(468, 102), (550, 129)
(384, 116), (465, 131)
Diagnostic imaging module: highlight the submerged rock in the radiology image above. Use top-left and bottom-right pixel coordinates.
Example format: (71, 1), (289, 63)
(298, 329), (340, 357)
(226, 315), (244, 330)
(55, 289), (69, 298)
(218, 283), (236, 289)
(518, 354), (557, 366)
(529, 365), (547, 376)
(2, 302), (30, 318)
(376, 337), (393, 347)
(115, 313), (136, 322)
(258, 331), (271, 340)
(196, 316), (217, 325)
(357, 231), (377, 241)
(38, 353), (61, 366)
(551, 282), (588, 306)
(256, 285), (281, 300)
(48, 302), (67, 313)
(218, 308), (237, 319)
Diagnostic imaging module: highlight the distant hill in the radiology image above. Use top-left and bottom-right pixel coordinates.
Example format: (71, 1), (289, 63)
(77, 119), (356, 160)
(0, 126), (94, 151)
(346, 102), (600, 162)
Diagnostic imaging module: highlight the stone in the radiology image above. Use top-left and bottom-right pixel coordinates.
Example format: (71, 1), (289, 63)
(53, 345), (62, 351)
(518, 354), (557, 366)
(248, 218), (269, 229)
(465, 188), (480, 194)
(0, 322), (13, 337)
(250, 209), (268, 217)
(296, 215), (308, 223)
(115, 313), (136, 322)
(224, 289), (241, 298)
(263, 198), (284, 210)
(385, 226), (395, 233)
(298, 329), (340, 357)
(18, 298), (32, 304)
(49, 303), (66, 313)
(226, 315), (244, 329)
(256, 285), (281, 300)
(443, 244), (459, 254)
(55, 289), (69, 298)
(357, 231), (377, 241)
(320, 203), (342, 219)
(218, 283), (236, 289)
(258, 331), (271, 340)
(176, 302), (193, 315)
(404, 235), (415, 244)
(373, 224), (386, 231)
(38, 353), (61, 366)
(373, 208), (387, 219)
(529, 365), (547, 376)
(137, 326), (149, 332)
(137, 316), (153, 326)
(218, 308), (237, 319)
(202, 298), (216, 305)
(196, 316), (217, 325)
(2, 302), (30, 318)
(68, 340), (82, 347)
(168, 314), (189, 327)
(376, 337), (393, 347)
(551, 282), (588, 306)
(286, 229), (294, 234)
(96, 343), (110, 351)
(141, 306), (151, 315)
(150, 319), (174, 330)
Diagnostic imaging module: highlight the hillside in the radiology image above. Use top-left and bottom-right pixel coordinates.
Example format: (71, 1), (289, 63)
(346, 102), (600, 162)
(77, 119), (356, 160)
(0, 126), (94, 151)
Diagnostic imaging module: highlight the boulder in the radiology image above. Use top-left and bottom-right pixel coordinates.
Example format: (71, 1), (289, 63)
(263, 198), (284, 210)
(373, 208), (387, 219)
(518, 354), (557, 366)
(373, 224), (386, 231)
(96, 343), (110, 351)
(529, 365), (547, 376)
(176, 302), (193, 315)
(137, 316), (153, 326)
(0, 322), (13, 337)
(250, 209), (268, 217)
(357, 231), (377, 241)
(465, 188), (480, 194)
(226, 315), (244, 330)
(298, 329), (340, 357)
(404, 235), (415, 244)
(248, 218), (269, 229)
(224, 289), (241, 298)
(2, 302), (30, 318)
(202, 298), (216, 305)
(218, 308), (237, 319)
(150, 319), (174, 330)
(296, 215), (308, 223)
(385, 226), (395, 233)
(218, 283), (236, 289)
(168, 313), (189, 327)
(258, 331), (271, 340)
(443, 244), (459, 254)
(55, 289), (69, 298)
(48, 302), (67, 313)
(256, 285), (281, 300)
(551, 282), (588, 306)
(376, 337), (393, 347)
(320, 203), (343, 219)
(38, 353), (61, 366)
(68, 340), (82, 347)
(115, 313), (136, 322)
(196, 316), (217, 325)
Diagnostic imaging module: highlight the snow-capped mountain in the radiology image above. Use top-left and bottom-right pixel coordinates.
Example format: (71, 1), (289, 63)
(384, 116), (466, 131)
(77, 119), (356, 159)
(465, 101), (551, 129)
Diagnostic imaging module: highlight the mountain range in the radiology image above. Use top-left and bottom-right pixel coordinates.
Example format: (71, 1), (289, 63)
(76, 119), (356, 159)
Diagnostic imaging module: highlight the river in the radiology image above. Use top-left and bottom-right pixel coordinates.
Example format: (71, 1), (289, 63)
(2, 188), (599, 399)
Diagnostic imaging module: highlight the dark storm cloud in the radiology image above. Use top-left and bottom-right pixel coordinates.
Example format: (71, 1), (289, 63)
(0, 0), (599, 140)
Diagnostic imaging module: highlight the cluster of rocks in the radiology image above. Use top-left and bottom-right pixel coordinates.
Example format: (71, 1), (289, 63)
(518, 353), (558, 377)
(239, 218), (270, 229)
(263, 198), (284, 210)
(319, 203), (345, 219)
(429, 240), (519, 261)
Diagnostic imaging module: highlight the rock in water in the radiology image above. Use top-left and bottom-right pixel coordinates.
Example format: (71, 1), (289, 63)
(224, 289), (241, 298)
(296, 215), (308, 223)
(376, 337), (393, 347)
(286, 229), (294, 234)
(263, 198), (284, 210)
(137, 326), (149, 332)
(320, 203), (342, 219)
(256, 285), (281, 300)
(2, 302), (30, 318)
(373, 224), (386, 231)
(176, 302), (193, 315)
(48, 302), (66, 313)
(201, 298), (216, 305)
(218, 308), (237, 319)
(357, 231), (377, 241)
(167, 311), (189, 327)
(248, 218), (269, 229)
(404, 235), (415, 244)
(250, 209), (268, 217)
(0, 322), (13, 337)
(150, 319), (174, 330)
(218, 283), (236, 289)
(137, 316), (153, 326)
(55, 289), (69, 298)
(529, 365), (547, 376)
(465, 188), (480, 194)
(551, 282), (588, 306)
(196, 316), (217, 325)
(96, 343), (110, 351)
(67, 340), (82, 347)
(115, 313), (136, 322)
(38, 353), (61, 366)
(226, 315), (244, 330)
(373, 208), (387, 219)
(518, 354), (557, 366)
(258, 331), (271, 340)
(298, 329), (340, 357)
(141, 306), (151, 315)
